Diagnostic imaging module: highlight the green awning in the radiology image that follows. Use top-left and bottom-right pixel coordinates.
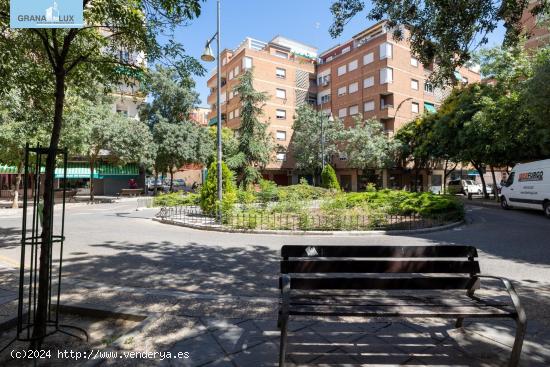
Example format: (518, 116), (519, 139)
(424, 102), (437, 113)
(97, 163), (139, 176)
(454, 71), (463, 81)
(0, 164), (18, 174)
(208, 117), (218, 126)
(55, 162), (97, 179)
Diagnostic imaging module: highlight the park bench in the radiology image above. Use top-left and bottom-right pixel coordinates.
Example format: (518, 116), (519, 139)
(119, 188), (143, 197)
(278, 245), (526, 367)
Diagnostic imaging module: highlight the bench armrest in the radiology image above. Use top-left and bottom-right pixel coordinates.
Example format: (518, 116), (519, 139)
(476, 275), (526, 323)
(280, 274), (291, 316)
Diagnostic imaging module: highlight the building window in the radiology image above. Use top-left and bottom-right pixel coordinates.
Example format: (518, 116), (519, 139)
(337, 64), (347, 76)
(379, 42), (393, 59)
(228, 70), (234, 80)
(275, 51), (288, 59)
(363, 52), (374, 65)
(463, 76), (469, 84)
(348, 59), (358, 71)
(319, 93), (331, 104)
(235, 108), (240, 117)
(276, 88), (286, 99)
(349, 105), (359, 115)
(411, 102), (419, 113)
(338, 108), (347, 118)
(243, 56), (253, 69)
(364, 76), (374, 88)
(326, 56), (333, 62)
(410, 57), (418, 67)
(116, 106), (128, 116)
(339, 152), (348, 161)
(229, 110), (234, 119)
(338, 86), (347, 96)
(424, 82), (434, 94)
(349, 82), (359, 94)
(364, 100), (375, 112)
(318, 74), (330, 86)
(276, 130), (286, 141)
(276, 152), (287, 161)
(234, 66), (240, 76)
(411, 79), (419, 90)
(276, 109), (286, 120)
(341, 46), (351, 54)
(380, 67), (393, 84)
(276, 67), (286, 79)
(119, 50), (130, 62)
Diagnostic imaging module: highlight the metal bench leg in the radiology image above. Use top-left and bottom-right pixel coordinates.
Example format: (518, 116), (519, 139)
(509, 318), (526, 367)
(279, 314), (289, 367)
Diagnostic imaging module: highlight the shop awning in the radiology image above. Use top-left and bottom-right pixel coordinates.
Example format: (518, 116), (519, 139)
(424, 102), (437, 113)
(0, 164), (18, 174)
(54, 162), (139, 179)
(454, 71), (463, 81)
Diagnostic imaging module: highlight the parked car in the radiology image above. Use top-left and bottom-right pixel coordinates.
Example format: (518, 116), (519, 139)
(447, 179), (482, 195)
(171, 179), (186, 192)
(147, 178), (168, 192)
(500, 159), (550, 218)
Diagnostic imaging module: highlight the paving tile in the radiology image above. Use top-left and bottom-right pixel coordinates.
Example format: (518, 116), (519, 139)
(231, 341), (279, 367)
(212, 319), (270, 354)
(202, 357), (236, 367)
(341, 334), (414, 366)
(415, 342), (491, 367)
(286, 328), (340, 365)
(167, 333), (226, 367)
(309, 320), (390, 343)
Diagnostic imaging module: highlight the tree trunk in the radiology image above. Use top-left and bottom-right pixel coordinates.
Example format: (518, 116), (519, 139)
(89, 157), (95, 203)
(473, 162), (488, 198)
(12, 165), (22, 209)
(33, 70), (66, 344)
(443, 160), (457, 195)
(154, 171), (159, 196)
(169, 169), (174, 192)
(490, 166), (499, 201)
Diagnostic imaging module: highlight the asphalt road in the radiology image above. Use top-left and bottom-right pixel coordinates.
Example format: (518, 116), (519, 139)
(1, 200), (550, 298)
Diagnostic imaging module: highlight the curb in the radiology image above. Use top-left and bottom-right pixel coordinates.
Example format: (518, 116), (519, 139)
(152, 217), (465, 236)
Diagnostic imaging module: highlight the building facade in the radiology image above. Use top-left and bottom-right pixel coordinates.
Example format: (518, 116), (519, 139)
(206, 36), (317, 185)
(521, 0), (550, 49)
(206, 22), (481, 191)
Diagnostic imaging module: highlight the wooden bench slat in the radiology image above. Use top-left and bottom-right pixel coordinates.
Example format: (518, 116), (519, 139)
(281, 260), (480, 274)
(288, 304), (514, 318)
(288, 295), (510, 308)
(282, 276), (479, 290)
(281, 245), (478, 258)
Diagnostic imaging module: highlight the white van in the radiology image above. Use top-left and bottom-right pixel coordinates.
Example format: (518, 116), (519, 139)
(500, 159), (550, 218)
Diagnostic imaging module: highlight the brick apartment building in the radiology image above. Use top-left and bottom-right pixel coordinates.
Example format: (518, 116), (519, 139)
(521, 0), (550, 49)
(207, 36), (317, 185)
(206, 21), (481, 191)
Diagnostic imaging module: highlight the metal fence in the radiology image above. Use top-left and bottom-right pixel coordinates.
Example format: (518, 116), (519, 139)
(156, 206), (459, 231)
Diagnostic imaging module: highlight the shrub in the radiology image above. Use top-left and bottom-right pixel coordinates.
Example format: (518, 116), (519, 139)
(277, 181), (329, 202)
(199, 161), (237, 216)
(237, 186), (256, 206)
(257, 179), (279, 206)
(153, 192), (199, 207)
(321, 164), (341, 190)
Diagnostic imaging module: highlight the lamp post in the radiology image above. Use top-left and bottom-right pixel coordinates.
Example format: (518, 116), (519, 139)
(201, 0), (223, 207)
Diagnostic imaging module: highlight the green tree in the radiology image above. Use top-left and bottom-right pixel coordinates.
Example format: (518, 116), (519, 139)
(291, 105), (345, 183)
(200, 161), (237, 217)
(64, 97), (155, 201)
(152, 121), (213, 192)
(343, 117), (399, 173)
(329, 0), (549, 84)
(232, 69), (273, 186)
(321, 164), (341, 190)
(0, 91), (50, 207)
(209, 126), (239, 168)
(0, 0), (205, 339)
(140, 65), (201, 127)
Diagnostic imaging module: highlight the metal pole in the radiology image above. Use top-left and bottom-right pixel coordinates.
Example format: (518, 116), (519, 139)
(321, 114), (325, 170)
(216, 0), (223, 207)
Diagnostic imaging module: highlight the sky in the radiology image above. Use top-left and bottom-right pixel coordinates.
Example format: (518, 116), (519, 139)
(172, 0), (507, 106)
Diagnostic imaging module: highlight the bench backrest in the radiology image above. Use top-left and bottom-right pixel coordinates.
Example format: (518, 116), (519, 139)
(280, 245), (480, 291)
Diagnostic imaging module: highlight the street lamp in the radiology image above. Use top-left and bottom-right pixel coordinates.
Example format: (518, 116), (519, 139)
(320, 112), (334, 171)
(201, 0), (223, 208)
